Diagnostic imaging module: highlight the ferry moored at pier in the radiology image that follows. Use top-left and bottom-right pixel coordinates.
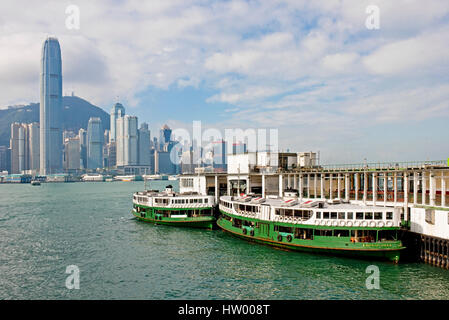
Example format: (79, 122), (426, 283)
(132, 185), (216, 229)
(218, 192), (405, 263)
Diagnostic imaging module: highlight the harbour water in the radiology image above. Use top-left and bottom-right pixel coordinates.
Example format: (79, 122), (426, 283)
(1, 181), (449, 300)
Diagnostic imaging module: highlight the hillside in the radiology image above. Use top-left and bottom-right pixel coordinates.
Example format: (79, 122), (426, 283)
(0, 96), (110, 146)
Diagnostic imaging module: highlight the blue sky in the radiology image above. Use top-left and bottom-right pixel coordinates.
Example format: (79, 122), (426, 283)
(1, 0), (449, 164)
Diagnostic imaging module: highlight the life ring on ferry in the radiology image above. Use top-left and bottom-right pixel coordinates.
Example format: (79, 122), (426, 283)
(242, 228), (248, 235)
(250, 229), (255, 236)
(326, 220), (332, 226)
(339, 221), (346, 227)
(377, 221), (385, 227)
(332, 221), (338, 227)
(369, 221), (377, 228)
(286, 235), (293, 242)
(361, 221), (368, 227)
(353, 221), (360, 227)
(386, 221), (393, 227)
(346, 221), (353, 227)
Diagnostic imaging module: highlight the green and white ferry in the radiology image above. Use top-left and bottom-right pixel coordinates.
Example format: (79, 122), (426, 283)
(218, 191), (405, 263)
(132, 185), (216, 229)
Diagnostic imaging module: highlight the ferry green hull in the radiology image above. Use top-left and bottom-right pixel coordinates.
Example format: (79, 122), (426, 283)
(132, 206), (215, 230)
(218, 210), (405, 263)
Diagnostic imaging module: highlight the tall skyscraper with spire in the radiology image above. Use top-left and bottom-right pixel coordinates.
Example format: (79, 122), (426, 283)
(40, 37), (63, 175)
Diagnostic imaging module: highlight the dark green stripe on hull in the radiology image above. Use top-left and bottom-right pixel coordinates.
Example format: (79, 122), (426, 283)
(132, 211), (215, 229)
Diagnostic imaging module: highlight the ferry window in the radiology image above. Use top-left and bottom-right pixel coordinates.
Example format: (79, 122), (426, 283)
(334, 230), (349, 237)
(356, 212), (364, 220)
(323, 212), (330, 219)
(347, 212), (353, 219)
(386, 212), (393, 220)
(374, 212), (383, 220)
(331, 212), (337, 219)
(275, 209), (281, 215)
(204, 199), (208, 204)
(338, 212), (345, 220)
(316, 212), (321, 219)
(365, 212), (373, 220)
(315, 229), (332, 237)
(199, 199), (203, 204)
(279, 226), (293, 233)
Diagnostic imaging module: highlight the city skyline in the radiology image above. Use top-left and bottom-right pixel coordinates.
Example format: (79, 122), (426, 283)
(0, 1), (448, 164)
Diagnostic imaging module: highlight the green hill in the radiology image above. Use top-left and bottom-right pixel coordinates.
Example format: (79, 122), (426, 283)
(0, 96), (110, 146)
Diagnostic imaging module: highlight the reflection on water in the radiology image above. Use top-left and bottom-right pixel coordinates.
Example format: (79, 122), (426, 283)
(1, 181), (449, 299)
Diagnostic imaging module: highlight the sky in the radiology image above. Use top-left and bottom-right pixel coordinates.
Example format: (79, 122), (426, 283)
(0, 0), (449, 164)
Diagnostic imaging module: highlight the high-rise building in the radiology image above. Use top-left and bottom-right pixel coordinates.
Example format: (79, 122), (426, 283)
(9, 123), (40, 174)
(138, 123), (151, 166)
(212, 139), (227, 172)
(110, 103), (125, 142)
(40, 37), (63, 175)
(87, 117), (103, 169)
(159, 124), (172, 150)
(63, 137), (80, 172)
(0, 146), (10, 173)
(116, 115), (138, 166)
(78, 128), (87, 169)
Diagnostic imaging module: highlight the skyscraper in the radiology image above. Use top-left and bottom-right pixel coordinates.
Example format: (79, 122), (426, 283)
(138, 123), (151, 166)
(87, 117), (103, 169)
(116, 115), (138, 166)
(9, 123), (40, 174)
(40, 37), (63, 175)
(159, 124), (172, 150)
(110, 103), (125, 142)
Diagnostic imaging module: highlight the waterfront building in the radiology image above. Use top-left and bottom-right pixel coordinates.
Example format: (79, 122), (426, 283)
(78, 128), (87, 169)
(63, 137), (80, 172)
(40, 37), (63, 175)
(212, 139), (227, 172)
(110, 102), (125, 142)
(87, 117), (103, 169)
(116, 115), (138, 167)
(9, 123), (40, 174)
(138, 123), (151, 166)
(159, 124), (172, 151)
(0, 146), (10, 173)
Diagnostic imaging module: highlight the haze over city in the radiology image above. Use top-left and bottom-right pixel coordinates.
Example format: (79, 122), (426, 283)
(1, 0), (448, 163)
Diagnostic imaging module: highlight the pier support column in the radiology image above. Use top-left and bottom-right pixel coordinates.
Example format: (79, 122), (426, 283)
(345, 174), (349, 201)
(321, 174), (325, 200)
(430, 171), (436, 206)
(307, 174), (311, 199)
(329, 174), (333, 200)
(227, 177), (231, 196)
(404, 173), (409, 219)
(262, 174), (266, 198)
(279, 174), (283, 197)
(299, 174), (303, 200)
(287, 174), (291, 189)
(384, 173), (387, 206)
(355, 173), (359, 201)
(246, 176), (251, 194)
(422, 172), (427, 205)
(215, 175), (218, 203)
(442, 172), (446, 207)
(394, 173), (398, 204)
(293, 174), (297, 190)
(373, 173), (377, 204)
(363, 172), (368, 205)
(314, 174), (318, 198)
(414, 172), (418, 205)
(337, 174), (341, 199)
